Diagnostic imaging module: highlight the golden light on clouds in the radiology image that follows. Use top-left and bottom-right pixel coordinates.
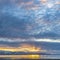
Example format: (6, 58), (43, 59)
(0, 44), (41, 59)
(0, 44), (41, 52)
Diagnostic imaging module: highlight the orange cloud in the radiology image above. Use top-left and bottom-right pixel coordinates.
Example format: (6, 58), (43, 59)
(0, 44), (41, 52)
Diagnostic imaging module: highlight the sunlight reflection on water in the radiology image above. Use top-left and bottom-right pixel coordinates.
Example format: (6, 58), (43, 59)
(0, 55), (60, 59)
(0, 55), (40, 59)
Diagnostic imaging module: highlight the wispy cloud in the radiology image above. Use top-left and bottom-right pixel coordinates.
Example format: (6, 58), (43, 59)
(0, 38), (60, 43)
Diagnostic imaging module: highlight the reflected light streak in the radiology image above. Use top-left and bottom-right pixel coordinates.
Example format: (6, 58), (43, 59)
(0, 55), (40, 59)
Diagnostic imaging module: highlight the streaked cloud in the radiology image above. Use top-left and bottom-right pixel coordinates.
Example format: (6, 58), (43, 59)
(0, 38), (60, 43)
(34, 39), (60, 43)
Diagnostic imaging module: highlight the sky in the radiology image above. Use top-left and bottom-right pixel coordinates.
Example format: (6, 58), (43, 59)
(0, 0), (60, 39)
(0, 0), (60, 58)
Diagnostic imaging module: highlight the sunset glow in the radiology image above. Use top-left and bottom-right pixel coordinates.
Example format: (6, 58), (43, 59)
(0, 0), (60, 59)
(0, 44), (41, 52)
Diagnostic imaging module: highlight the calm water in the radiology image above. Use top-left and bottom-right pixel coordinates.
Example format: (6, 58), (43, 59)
(0, 55), (60, 59)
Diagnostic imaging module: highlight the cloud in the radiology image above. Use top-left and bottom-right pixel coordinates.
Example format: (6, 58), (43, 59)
(0, 0), (60, 39)
(34, 39), (60, 43)
(0, 37), (60, 43)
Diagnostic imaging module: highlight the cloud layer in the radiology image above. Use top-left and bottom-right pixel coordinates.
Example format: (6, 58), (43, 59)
(0, 0), (60, 39)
